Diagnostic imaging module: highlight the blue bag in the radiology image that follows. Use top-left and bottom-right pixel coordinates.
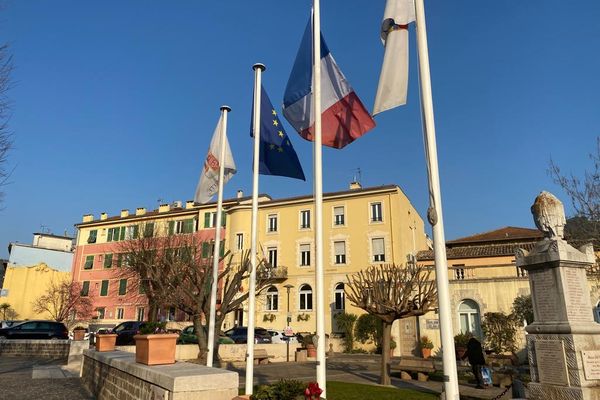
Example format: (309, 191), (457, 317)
(481, 366), (493, 386)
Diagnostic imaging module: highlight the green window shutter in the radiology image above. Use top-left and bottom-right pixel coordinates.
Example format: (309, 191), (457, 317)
(107, 228), (113, 242)
(183, 219), (194, 234)
(221, 212), (226, 227)
(104, 253), (113, 268)
(168, 221), (175, 235)
(118, 279), (127, 295)
(117, 254), (122, 268)
(81, 281), (90, 296)
(100, 280), (109, 296)
(119, 227), (126, 241)
(87, 230), (97, 244)
(202, 242), (209, 258)
(132, 225), (139, 239)
(84, 255), (94, 269)
(144, 223), (154, 238)
(204, 212), (211, 228)
(219, 241), (225, 257)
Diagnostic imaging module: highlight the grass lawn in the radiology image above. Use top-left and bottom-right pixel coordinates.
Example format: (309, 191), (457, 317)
(326, 381), (437, 400)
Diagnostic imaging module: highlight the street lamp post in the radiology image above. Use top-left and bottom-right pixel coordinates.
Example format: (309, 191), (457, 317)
(284, 284), (294, 362)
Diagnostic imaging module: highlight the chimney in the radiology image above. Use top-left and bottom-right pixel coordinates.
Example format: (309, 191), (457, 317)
(120, 209), (129, 218)
(172, 200), (182, 208)
(135, 207), (146, 216)
(82, 214), (94, 223)
(100, 212), (108, 220)
(158, 204), (170, 213)
(237, 190), (244, 199)
(349, 181), (362, 190)
(185, 200), (195, 209)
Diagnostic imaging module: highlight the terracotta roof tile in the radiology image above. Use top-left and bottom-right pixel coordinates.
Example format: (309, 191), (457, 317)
(447, 226), (543, 245)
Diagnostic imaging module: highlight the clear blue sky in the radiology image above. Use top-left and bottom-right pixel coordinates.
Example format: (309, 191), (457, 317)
(1, 0), (599, 257)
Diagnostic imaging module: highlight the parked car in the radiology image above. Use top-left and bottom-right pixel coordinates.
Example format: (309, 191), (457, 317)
(111, 321), (148, 345)
(268, 330), (298, 344)
(224, 327), (272, 344)
(0, 320), (68, 340)
(0, 320), (22, 329)
(177, 325), (234, 345)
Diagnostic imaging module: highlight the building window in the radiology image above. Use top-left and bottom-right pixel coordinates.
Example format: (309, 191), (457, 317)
(83, 255), (94, 270)
(104, 253), (113, 268)
(516, 267), (527, 277)
(300, 244), (311, 267)
(118, 279), (127, 296)
(100, 280), (109, 297)
(167, 307), (176, 321)
(333, 206), (345, 226)
(107, 227), (125, 242)
(125, 225), (139, 240)
(87, 230), (97, 244)
(334, 283), (345, 310)
(97, 307), (105, 319)
(268, 214), (278, 233)
(334, 241), (346, 265)
(458, 299), (481, 337)
(266, 286), (279, 311)
(236, 233), (244, 251)
(204, 212), (217, 228)
(81, 281), (90, 297)
(300, 210), (310, 229)
(201, 242), (217, 258)
(370, 202), (383, 222)
(143, 223), (154, 238)
(299, 284), (313, 311)
(116, 308), (124, 320)
(267, 247), (278, 268)
(372, 238), (385, 262)
(170, 219), (194, 235)
(136, 307), (145, 322)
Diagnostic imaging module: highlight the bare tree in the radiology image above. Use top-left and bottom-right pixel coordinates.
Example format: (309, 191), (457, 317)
(0, 44), (13, 203)
(31, 279), (93, 323)
(119, 228), (275, 363)
(0, 302), (18, 320)
(345, 262), (437, 385)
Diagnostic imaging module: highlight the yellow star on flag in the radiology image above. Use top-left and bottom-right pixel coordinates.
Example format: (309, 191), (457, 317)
(273, 120), (279, 127)
(278, 130), (284, 137)
(272, 109), (277, 116)
(269, 144), (276, 150)
(277, 146), (284, 153)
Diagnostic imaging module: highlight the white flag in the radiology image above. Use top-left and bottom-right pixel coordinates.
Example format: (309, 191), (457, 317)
(373, 0), (415, 115)
(194, 115), (237, 204)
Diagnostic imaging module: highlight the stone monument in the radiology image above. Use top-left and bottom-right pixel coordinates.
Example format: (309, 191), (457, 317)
(516, 191), (600, 400)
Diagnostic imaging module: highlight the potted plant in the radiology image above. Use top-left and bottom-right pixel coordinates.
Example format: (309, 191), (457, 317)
(263, 313), (276, 323)
(454, 332), (472, 360)
(297, 313), (310, 322)
(95, 330), (117, 352)
(73, 326), (86, 341)
(419, 336), (434, 359)
(302, 334), (317, 358)
(133, 322), (179, 365)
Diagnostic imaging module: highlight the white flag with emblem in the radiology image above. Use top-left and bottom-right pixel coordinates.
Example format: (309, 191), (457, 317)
(194, 115), (237, 204)
(373, 0), (415, 115)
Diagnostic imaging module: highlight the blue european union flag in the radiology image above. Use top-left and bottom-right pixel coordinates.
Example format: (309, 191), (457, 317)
(251, 85), (305, 181)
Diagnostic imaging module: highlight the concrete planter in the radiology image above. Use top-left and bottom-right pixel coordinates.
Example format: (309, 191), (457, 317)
(133, 333), (178, 365)
(95, 334), (117, 352)
(306, 344), (317, 358)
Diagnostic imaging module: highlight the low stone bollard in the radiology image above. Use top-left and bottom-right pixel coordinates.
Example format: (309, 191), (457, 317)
(82, 349), (238, 400)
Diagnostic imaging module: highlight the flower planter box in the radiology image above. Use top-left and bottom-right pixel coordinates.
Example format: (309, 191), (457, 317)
(421, 348), (432, 359)
(73, 329), (86, 341)
(95, 334), (117, 352)
(134, 334), (179, 365)
(306, 344), (317, 358)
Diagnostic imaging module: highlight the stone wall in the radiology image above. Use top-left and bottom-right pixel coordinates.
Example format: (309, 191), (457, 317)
(0, 339), (70, 358)
(81, 350), (238, 400)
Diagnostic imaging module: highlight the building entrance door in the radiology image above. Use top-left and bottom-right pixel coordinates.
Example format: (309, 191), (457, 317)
(399, 317), (418, 356)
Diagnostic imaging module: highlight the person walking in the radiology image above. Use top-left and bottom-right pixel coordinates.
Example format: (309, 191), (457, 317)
(462, 337), (487, 389)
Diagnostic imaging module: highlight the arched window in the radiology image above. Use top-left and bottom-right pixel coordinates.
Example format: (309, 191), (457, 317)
(266, 286), (278, 311)
(299, 284), (313, 311)
(458, 299), (481, 337)
(334, 283), (345, 310)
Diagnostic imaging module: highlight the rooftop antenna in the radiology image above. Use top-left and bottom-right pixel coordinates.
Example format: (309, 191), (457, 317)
(352, 168), (362, 184)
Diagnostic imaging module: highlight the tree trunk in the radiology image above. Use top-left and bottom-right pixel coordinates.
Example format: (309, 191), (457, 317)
(148, 301), (158, 323)
(380, 321), (392, 386)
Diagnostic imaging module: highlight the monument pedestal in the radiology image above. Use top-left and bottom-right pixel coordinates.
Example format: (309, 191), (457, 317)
(517, 237), (600, 400)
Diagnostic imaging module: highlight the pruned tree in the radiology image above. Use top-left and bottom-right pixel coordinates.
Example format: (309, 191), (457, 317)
(31, 279), (93, 323)
(0, 44), (13, 203)
(0, 302), (18, 320)
(119, 227), (276, 363)
(345, 262), (437, 385)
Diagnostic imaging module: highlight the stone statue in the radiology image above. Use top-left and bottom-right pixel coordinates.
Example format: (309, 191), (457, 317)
(531, 191), (566, 239)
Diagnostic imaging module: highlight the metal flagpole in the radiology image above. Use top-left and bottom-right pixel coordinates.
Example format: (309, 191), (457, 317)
(312, 0), (327, 396)
(413, 0), (459, 398)
(206, 105), (231, 368)
(245, 63), (265, 395)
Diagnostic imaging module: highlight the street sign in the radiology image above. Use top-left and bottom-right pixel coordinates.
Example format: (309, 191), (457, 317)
(284, 326), (294, 336)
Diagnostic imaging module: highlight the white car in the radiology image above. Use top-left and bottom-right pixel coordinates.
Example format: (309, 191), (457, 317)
(268, 330), (298, 344)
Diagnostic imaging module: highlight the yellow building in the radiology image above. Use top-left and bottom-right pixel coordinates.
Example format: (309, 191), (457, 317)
(1, 233), (74, 320)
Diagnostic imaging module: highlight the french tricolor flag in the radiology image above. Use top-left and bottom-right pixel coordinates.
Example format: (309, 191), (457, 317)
(283, 21), (376, 149)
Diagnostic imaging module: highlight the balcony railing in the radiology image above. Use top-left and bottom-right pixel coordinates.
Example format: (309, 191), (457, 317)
(258, 265), (288, 280)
